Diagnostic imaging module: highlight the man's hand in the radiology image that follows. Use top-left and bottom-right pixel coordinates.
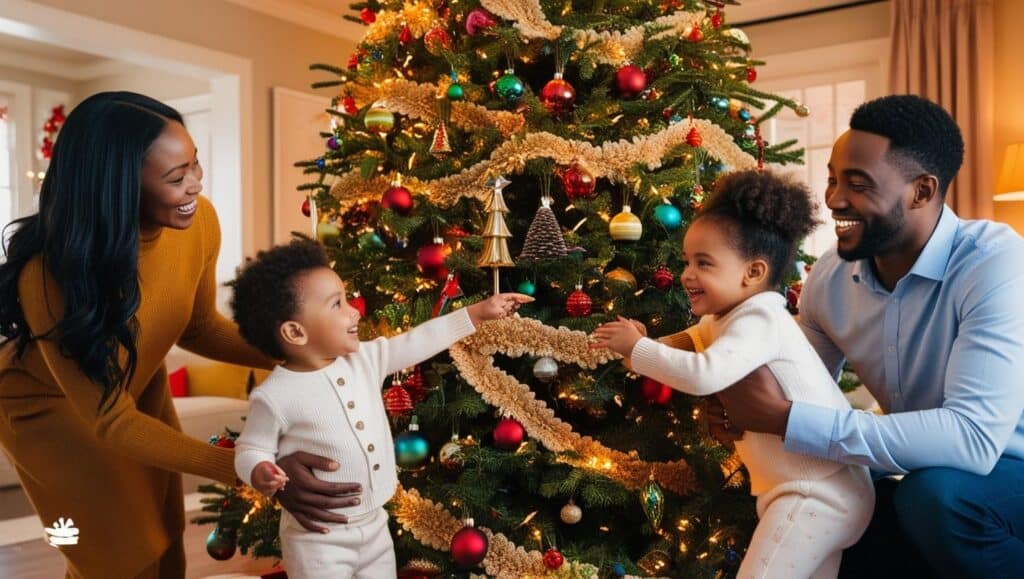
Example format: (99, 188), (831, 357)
(704, 396), (744, 447)
(717, 365), (792, 437)
(276, 451), (363, 533)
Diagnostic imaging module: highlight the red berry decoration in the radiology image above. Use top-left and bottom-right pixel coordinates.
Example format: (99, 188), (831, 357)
(747, 67), (758, 82)
(417, 237), (450, 281)
(348, 291), (367, 317)
(686, 126), (703, 147)
(301, 198), (311, 218)
(402, 366), (428, 403)
(493, 417), (526, 450)
(711, 9), (723, 29)
(398, 25), (413, 45)
(687, 25), (704, 42)
(540, 74), (576, 116)
(347, 53), (360, 70)
(359, 7), (376, 24)
(383, 382), (414, 417)
(465, 8), (497, 36)
(641, 377), (673, 405)
(382, 184), (414, 215)
(543, 548), (565, 570)
(559, 163), (597, 201)
(342, 95), (358, 115)
(215, 438), (235, 449)
(652, 266), (674, 290)
(565, 285), (593, 317)
(450, 520), (489, 568)
(615, 64), (647, 98)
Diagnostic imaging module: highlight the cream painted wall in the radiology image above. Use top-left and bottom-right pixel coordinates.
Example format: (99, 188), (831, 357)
(74, 66), (210, 105)
(743, 2), (890, 58)
(28, 0), (357, 252)
(992, 0), (1024, 234)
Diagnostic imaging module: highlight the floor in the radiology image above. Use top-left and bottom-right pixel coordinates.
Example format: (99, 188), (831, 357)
(0, 492), (278, 578)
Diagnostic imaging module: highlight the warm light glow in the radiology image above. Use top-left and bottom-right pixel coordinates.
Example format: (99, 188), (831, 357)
(996, 143), (1024, 201)
(679, 542), (688, 554)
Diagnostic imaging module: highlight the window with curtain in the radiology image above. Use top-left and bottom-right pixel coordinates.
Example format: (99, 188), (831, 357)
(758, 79), (867, 257)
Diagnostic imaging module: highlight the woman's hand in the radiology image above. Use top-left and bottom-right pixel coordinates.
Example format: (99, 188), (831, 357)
(275, 451), (363, 533)
(467, 293), (535, 327)
(251, 460), (289, 497)
(591, 316), (644, 356)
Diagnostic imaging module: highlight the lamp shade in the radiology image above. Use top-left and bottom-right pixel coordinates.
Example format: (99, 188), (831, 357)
(995, 143), (1024, 201)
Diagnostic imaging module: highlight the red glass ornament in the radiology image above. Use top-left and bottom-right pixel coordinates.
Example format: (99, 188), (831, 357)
(641, 377), (673, 405)
(615, 64), (647, 98)
(786, 281), (804, 313)
(566, 286), (592, 317)
(559, 163), (597, 201)
(423, 27), (452, 54)
(493, 417), (525, 449)
(688, 25), (704, 42)
(747, 67), (758, 82)
(417, 237), (450, 281)
(348, 292), (367, 317)
(398, 25), (413, 45)
(686, 126), (703, 147)
(383, 383), (413, 417)
(215, 438), (235, 449)
(543, 548), (565, 570)
(342, 95), (358, 115)
(301, 198), (311, 218)
(540, 75), (576, 116)
(711, 9), (723, 29)
(450, 524), (489, 568)
(652, 266), (674, 290)
(382, 185), (414, 215)
(359, 8), (376, 24)
(662, 107), (674, 120)
(465, 8), (497, 36)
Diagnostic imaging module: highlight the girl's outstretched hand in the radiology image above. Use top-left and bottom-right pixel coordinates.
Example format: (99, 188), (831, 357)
(591, 316), (644, 356)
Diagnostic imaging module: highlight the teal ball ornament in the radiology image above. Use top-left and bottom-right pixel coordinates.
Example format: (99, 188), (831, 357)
(517, 280), (536, 296)
(357, 231), (385, 251)
(654, 203), (683, 230)
(495, 71), (525, 103)
(395, 425), (430, 468)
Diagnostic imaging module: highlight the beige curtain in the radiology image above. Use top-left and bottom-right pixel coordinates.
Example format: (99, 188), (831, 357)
(889, 0), (995, 219)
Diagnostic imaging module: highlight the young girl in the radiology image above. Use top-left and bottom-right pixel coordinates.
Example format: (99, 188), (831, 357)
(229, 239), (532, 579)
(592, 170), (874, 579)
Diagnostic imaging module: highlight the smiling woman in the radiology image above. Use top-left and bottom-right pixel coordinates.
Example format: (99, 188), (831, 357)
(0, 92), (276, 579)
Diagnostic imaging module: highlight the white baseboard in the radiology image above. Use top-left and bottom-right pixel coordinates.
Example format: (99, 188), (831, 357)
(0, 492), (211, 547)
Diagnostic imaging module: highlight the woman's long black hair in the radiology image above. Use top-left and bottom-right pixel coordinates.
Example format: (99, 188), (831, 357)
(0, 91), (184, 412)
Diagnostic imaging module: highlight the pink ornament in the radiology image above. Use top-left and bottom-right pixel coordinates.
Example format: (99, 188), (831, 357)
(465, 8), (497, 36)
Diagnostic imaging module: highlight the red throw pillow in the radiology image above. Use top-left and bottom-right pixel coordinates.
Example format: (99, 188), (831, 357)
(168, 367), (189, 397)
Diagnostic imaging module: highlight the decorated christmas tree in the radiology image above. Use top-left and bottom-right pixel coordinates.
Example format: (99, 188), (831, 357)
(194, 1), (812, 576)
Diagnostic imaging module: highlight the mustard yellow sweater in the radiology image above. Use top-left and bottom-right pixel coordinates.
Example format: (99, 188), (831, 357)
(0, 196), (272, 578)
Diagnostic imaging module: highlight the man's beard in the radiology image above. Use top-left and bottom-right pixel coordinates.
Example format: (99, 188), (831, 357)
(837, 202), (906, 261)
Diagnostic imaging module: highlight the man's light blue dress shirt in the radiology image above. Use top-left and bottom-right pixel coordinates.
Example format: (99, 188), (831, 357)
(786, 206), (1024, 475)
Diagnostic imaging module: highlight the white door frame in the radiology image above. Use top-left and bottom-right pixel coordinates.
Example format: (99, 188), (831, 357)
(0, 0), (253, 280)
(0, 79), (32, 224)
